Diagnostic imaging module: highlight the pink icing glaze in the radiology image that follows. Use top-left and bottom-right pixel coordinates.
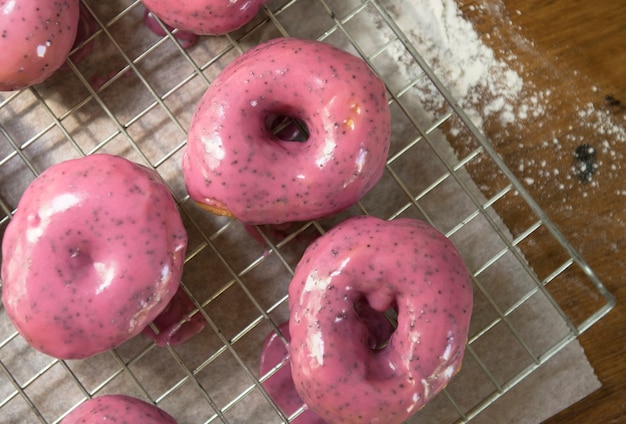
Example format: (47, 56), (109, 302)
(0, 154), (187, 359)
(62, 395), (177, 423)
(182, 38), (391, 225)
(288, 216), (473, 423)
(143, 9), (198, 49)
(142, 286), (206, 346)
(0, 0), (80, 91)
(139, 0), (268, 35)
(259, 322), (325, 423)
(243, 222), (296, 251)
(67, 2), (96, 66)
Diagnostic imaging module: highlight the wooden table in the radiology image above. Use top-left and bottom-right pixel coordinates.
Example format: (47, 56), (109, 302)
(457, 0), (626, 422)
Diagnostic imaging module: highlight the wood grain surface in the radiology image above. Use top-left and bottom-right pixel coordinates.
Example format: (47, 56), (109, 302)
(456, 0), (626, 422)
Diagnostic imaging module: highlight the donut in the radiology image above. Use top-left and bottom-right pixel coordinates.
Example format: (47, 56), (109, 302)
(139, 0), (268, 35)
(0, 154), (187, 359)
(288, 216), (473, 423)
(0, 0), (80, 91)
(183, 38), (391, 225)
(62, 395), (177, 423)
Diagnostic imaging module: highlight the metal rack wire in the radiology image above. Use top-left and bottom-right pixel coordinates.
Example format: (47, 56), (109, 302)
(0, 0), (615, 423)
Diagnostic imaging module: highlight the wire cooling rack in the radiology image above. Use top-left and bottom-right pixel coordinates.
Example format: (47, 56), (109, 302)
(0, 0), (616, 423)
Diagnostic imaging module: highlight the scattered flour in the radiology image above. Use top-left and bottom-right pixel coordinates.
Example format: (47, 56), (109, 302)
(383, 0), (539, 133)
(577, 101), (626, 143)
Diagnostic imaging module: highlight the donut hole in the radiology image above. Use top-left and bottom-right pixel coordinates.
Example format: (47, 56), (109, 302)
(267, 114), (310, 142)
(354, 298), (397, 351)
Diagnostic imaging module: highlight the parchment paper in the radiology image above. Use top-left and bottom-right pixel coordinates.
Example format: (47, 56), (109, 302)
(0, 1), (601, 423)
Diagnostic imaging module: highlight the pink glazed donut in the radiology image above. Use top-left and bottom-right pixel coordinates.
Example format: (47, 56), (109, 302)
(0, 0), (80, 91)
(140, 0), (268, 35)
(62, 395), (177, 423)
(1, 154), (187, 359)
(288, 216), (473, 423)
(183, 38), (391, 225)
